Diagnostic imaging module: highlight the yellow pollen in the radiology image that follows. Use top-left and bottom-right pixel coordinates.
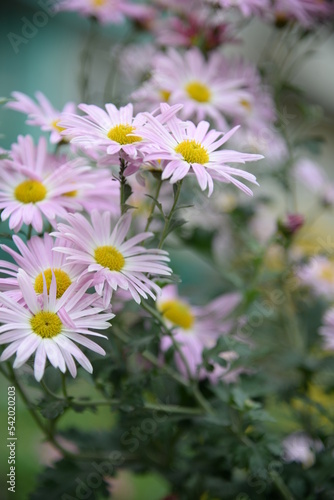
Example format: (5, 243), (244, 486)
(159, 299), (194, 330)
(94, 245), (125, 272)
(14, 180), (47, 204)
(159, 89), (171, 102)
(91, 0), (106, 5)
(240, 99), (252, 112)
(34, 268), (72, 298)
(51, 119), (66, 133)
(320, 265), (334, 283)
(175, 140), (209, 165)
(30, 311), (62, 339)
(107, 124), (142, 145)
(185, 81), (211, 103)
(64, 190), (77, 197)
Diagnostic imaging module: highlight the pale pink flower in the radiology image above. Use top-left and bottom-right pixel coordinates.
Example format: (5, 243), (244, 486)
(282, 432), (323, 467)
(158, 285), (243, 383)
(132, 48), (253, 130)
(0, 136), (92, 233)
(140, 104), (262, 196)
(274, 0), (334, 26)
(298, 256), (334, 298)
(59, 103), (145, 160)
(57, 0), (154, 25)
(0, 234), (87, 303)
(294, 158), (334, 206)
(154, 6), (233, 50)
(207, 0), (270, 16)
(53, 211), (172, 306)
(0, 270), (114, 381)
(6, 91), (75, 144)
(319, 308), (334, 351)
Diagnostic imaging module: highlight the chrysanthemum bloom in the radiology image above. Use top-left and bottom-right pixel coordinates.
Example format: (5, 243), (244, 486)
(59, 103), (145, 160)
(319, 308), (334, 351)
(6, 91), (75, 144)
(0, 270), (114, 381)
(53, 211), (172, 306)
(153, 5), (233, 51)
(0, 234), (87, 302)
(57, 0), (155, 24)
(207, 0), (270, 17)
(158, 285), (243, 383)
(297, 256), (334, 298)
(140, 105), (262, 196)
(293, 158), (334, 206)
(273, 0), (334, 27)
(282, 433), (323, 467)
(0, 135), (95, 233)
(132, 48), (253, 129)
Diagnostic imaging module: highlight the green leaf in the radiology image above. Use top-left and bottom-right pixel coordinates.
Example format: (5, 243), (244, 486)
(39, 399), (68, 419)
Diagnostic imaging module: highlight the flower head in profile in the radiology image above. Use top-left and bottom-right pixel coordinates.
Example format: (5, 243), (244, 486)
(207, 0), (270, 17)
(282, 432), (323, 468)
(298, 256), (334, 299)
(140, 104), (262, 196)
(158, 285), (243, 383)
(53, 211), (172, 307)
(57, 0), (154, 25)
(0, 270), (114, 381)
(60, 103), (145, 160)
(6, 91), (75, 144)
(0, 233), (87, 302)
(273, 0), (334, 27)
(0, 135), (93, 233)
(319, 308), (334, 351)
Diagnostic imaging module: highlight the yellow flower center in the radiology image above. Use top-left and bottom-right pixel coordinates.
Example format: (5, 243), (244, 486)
(320, 264), (334, 283)
(159, 299), (194, 330)
(175, 140), (209, 165)
(94, 245), (125, 271)
(107, 124), (142, 145)
(34, 268), (72, 298)
(91, 0), (106, 6)
(14, 180), (47, 204)
(51, 119), (66, 133)
(63, 190), (77, 197)
(30, 311), (62, 339)
(240, 99), (252, 112)
(185, 81), (211, 103)
(159, 90), (171, 102)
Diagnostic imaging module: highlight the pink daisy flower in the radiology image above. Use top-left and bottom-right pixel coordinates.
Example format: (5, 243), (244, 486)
(57, 0), (154, 25)
(207, 0), (270, 17)
(0, 234), (87, 302)
(140, 105), (262, 196)
(320, 308), (334, 351)
(0, 270), (114, 381)
(52, 211), (172, 306)
(6, 91), (75, 144)
(132, 48), (253, 129)
(282, 433), (323, 467)
(274, 0), (334, 27)
(158, 285), (243, 383)
(297, 256), (334, 299)
(59, 103), (145, 160)
(0, 136), (94, 233)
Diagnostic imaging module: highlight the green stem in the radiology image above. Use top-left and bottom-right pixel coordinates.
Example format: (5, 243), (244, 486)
(139, 302), (215, 415)
(79, 17), (97, 102)
(158, 180), (183, 249)
(144, 178), (163, 232)
(270, 472), (296, 500)
(61, 373), (68, 399)
(119, 157), (128, 215)
(26, 225), (32, 240)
